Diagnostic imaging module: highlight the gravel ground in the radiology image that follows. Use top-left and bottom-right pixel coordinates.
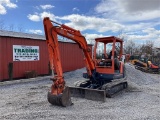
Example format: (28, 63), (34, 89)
(0, 63), (160, 120)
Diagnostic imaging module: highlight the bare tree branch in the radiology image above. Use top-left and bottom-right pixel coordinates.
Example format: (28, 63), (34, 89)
(8, 24), (15, 31)
(0, 19), (6, 30)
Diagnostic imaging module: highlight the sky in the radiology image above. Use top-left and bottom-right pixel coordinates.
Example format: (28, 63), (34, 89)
(0, 0), (160, 47)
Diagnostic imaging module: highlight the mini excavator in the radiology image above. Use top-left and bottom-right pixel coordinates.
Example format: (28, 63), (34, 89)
(134, 58), (159, 73)
(43, 17), (127, 107)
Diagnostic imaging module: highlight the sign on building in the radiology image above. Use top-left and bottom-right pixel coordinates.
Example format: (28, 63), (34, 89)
(13, 45), (39, 61)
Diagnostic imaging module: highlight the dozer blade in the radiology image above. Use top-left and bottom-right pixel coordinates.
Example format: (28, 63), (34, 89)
(47, 86), (73, 107)
(69, 86), (106, 102)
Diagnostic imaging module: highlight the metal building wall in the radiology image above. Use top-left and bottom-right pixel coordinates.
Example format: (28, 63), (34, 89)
(0, 36), (49, 81)
(0, 36), (92, 81)
(59, 42), (84, 72)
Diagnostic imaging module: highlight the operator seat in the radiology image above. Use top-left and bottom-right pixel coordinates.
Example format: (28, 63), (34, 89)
(110, 51), (120, 70)
(108, 51), (112, 59)
(114, 58), (120, 70)
(107, 51), (120, 70)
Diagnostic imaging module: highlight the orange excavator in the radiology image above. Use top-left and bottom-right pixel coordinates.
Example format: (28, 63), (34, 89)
(43, 17), (127, 107)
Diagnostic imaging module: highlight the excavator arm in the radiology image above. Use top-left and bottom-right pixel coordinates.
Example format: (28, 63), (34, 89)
(43, 17), (95, 106)
(44, 17), (95, 78)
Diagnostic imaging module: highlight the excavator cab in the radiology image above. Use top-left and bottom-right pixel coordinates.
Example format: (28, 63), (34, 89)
(93, 37), (124, 80)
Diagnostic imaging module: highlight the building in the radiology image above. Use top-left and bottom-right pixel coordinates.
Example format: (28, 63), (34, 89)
(0, 30), (92, 81)
(152, 48), (160, 56)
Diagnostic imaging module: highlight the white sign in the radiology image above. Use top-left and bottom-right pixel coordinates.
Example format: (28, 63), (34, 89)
(13, 45), (39, 61)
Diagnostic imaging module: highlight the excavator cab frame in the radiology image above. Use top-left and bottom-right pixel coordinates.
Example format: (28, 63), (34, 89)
(80, 37), (125, 88)
(94, 37), (123, 75)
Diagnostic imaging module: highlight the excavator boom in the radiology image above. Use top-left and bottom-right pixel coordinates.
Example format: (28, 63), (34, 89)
(44, 18), (95, 76)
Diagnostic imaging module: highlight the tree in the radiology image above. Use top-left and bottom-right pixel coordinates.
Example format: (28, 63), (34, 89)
(140, 40), (154, 56)
(124, 40), (136, 55)
(145, 40), (154, 55)
(17, 24), (24, 32)
(0, 19), (25, 33)
(0, 19), (6, 30)
(8, 24), (15, 31)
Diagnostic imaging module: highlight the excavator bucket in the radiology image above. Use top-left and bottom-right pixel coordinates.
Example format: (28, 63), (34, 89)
(47, 86), (73, 107)
(69, 87), (106, 102)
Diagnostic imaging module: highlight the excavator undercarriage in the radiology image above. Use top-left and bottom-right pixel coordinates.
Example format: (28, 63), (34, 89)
(70, 78), (127, 101)
(70, 66), (127, 101)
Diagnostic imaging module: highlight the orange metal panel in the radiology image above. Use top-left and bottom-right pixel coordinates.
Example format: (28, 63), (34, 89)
(96, 67), (114, 74)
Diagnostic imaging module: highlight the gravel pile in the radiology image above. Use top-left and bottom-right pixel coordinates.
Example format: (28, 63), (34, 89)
(0, 63), (160, 120)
